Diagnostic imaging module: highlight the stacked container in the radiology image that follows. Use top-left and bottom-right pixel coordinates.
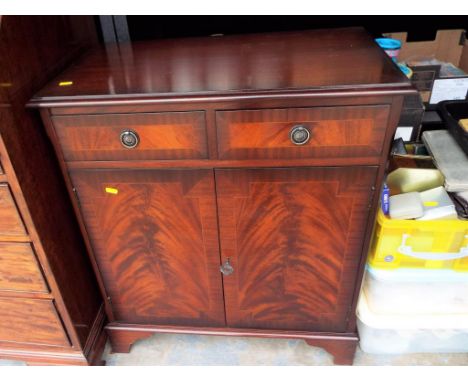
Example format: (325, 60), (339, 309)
(357, 209), (468, 354)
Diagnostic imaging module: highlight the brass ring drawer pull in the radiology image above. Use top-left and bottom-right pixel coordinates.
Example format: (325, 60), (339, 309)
(120, 129), (139, 149)
(289, 125), (310, 145)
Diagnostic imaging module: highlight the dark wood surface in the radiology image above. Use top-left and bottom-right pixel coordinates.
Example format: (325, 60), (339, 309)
(0, 16), (106, 365)
(0, 184), (28, 238)
(32, 28), (412, 104)
(53, 111), (208, 161)
(70, 169), (226, 327)
(0, 243), (48, 293)
(0, 297), (69, 347)
(216, 105), (390, 161)
(216, 167), (377, 332)
(305, 337), (358, 365)
(106, 322), (358, 365)
(31, 27), (414, 365)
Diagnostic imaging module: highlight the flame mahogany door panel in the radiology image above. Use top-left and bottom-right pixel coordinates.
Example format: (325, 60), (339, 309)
(70, 169), (226, 327)
(215, 166), (377, 332)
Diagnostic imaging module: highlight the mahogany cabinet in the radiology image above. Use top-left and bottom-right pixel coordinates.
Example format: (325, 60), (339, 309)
(0, 16), (106, 365)
(30, 28), (416, 365)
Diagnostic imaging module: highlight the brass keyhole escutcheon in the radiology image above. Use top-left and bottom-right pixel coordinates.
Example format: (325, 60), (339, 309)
(220, 258), (234, 276)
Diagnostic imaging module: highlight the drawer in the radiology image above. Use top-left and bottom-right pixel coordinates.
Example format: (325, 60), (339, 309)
(216, 105), (390, 160)
(0, 242), (48, 293)
(0, 184), (27, 238)
(0, 297), (69, 347)
(52, 111), (208, 161)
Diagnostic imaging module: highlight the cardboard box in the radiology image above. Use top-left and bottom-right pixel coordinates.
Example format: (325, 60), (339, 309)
(384, 30), (468, 103)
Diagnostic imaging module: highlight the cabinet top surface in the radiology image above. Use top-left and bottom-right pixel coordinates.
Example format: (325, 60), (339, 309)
(31, 28), (412, 105)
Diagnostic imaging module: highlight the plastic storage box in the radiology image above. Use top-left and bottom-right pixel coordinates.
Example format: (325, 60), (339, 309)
(362, 265), (468, 314)
(439, 100), (468, 157)
(367, 210), (468, 271)
(357, 294), (468, 354)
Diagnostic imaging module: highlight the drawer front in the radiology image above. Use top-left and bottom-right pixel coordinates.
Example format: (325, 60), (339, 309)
(0, 184), (27, 237)
(0, 243), (48, 293)
(0, 297), (69, 347)
(216, 105), (390, 160)
(52, 111), (208, 161)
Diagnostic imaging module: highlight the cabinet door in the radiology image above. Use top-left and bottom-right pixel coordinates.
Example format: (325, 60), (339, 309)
(216, 167), (377, 332)
(71, 169), (225, 327)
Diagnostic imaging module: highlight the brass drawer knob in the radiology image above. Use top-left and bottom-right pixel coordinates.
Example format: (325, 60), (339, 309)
(289, 125), (310, 145)
(120, 129), (139, 149)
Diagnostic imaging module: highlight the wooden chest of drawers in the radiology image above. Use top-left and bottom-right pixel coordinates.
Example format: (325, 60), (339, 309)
(30, 28), (416, 365)
(0, 16), (106, 366)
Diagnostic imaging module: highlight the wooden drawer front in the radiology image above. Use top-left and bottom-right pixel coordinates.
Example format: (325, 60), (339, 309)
(0, 297), (69, 347)
(52, 111), (208, 161)
(0, 184), (27, 237)
(0, 243), (48, 293)
(216, 105), (390, 160)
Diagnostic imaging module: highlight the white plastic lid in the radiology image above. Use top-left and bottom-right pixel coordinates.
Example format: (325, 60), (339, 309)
(357, 293), (468, 329)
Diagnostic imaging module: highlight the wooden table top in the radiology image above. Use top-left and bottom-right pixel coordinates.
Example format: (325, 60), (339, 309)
(31, 27), (413, 105)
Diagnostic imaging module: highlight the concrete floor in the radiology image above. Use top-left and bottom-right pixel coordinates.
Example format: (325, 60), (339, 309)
(2, 334), (468, 366)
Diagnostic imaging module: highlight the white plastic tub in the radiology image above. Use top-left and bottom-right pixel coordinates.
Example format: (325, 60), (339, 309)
(357, 294), (468, 354)
(362, 265), (468, 314)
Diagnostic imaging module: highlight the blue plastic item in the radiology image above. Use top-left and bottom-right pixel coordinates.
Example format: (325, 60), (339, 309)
(381, 183), (390, 215)
(375, 38), (402, 50)
(375, 38), (402, 62)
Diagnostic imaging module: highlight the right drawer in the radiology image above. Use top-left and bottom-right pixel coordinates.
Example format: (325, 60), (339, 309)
(216, 105), (390, 161)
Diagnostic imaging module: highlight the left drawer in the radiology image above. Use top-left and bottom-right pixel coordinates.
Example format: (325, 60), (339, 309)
(51, 111), (208, 161)
(0, 242), (48, 293)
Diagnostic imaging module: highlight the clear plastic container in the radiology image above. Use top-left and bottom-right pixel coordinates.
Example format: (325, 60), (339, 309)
(357, 294), (468, 354)
(362, 265), (468, 314)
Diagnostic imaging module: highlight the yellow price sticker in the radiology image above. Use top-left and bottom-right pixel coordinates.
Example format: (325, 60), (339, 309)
(423, 201), (439, 207)
(105, 187), (119, 195)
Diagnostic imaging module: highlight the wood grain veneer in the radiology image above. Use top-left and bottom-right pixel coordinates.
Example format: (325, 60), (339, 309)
(0, 242), (48, 293)
(30, 27), (416, 365)
(0, 185), (27, 238)
(70, 169), (225, 327)
(0, 297), (69, 347)
(53, 111), (208, 161)
(0, 16), (106, 366)
(216, 166), (377, 332)
(216, 105), (390, 161)
(32, 28), (410, 103)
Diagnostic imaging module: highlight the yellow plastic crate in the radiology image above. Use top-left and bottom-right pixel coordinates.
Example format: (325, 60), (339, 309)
(367, 210), (468, 271)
